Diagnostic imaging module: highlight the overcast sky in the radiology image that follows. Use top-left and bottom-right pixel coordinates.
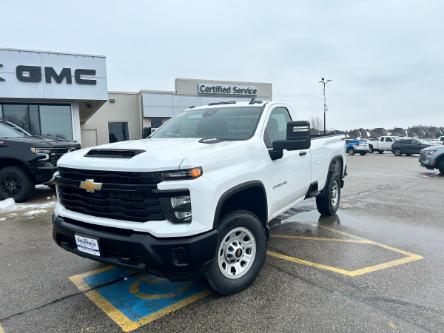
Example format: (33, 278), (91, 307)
(1, 0), (443, 129)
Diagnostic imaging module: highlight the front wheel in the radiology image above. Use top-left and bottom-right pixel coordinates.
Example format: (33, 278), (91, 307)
(359, 152), (367, 156)
(378, 150), (384, 154)
(369, 145), (374, 153)
(0, 166), (34, 202)
(394, 148), (402, 156)
(316, 175), (341, 216)
(207, 210), (266, 295)
(348, 148), (355, 156)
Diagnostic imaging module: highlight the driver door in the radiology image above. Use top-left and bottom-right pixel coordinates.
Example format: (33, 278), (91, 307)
(263, 107), (311, 214)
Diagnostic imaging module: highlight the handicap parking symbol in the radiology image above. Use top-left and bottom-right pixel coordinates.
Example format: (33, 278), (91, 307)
(70, 266), (209, 332)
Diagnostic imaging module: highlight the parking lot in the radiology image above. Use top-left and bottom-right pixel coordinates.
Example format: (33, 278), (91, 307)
(0, 153), (443, 333)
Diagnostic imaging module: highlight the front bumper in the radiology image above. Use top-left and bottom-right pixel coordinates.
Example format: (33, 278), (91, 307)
(52, 215), (218, 281)
(419, 154), (434, 169)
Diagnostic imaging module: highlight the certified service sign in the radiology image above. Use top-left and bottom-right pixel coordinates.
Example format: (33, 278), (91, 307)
(197, 83), (257, 96)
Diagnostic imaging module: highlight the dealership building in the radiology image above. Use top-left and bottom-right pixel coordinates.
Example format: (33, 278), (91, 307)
(0, 48), (272, 147)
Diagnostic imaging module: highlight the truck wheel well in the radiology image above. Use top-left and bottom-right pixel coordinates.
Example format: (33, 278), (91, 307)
(214, 183), (268, 230)
(0, 158), (29, 172)
(329, 156), (343, 176)
(321, 156), (344, 194)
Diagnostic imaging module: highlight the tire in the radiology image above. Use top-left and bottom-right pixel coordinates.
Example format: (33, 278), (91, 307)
(369, 145), (374, 153)
(378, 150), (384, 154)
(207, 210), (266, 295)
(438, 159), (444, 175)
(394, 148), (402, 156)
(0, 166), (34, 202)
(359, 152), (367, 156)
(348, 148), (355, 156)
(316, 174), (341, 216)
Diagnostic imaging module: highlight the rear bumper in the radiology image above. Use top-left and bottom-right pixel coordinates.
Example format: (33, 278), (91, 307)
(52, 215), (218, 281)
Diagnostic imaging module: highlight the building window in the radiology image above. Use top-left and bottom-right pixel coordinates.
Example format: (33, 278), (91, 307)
(150, 117), (170, 128)
(0, 103), (73, 140)
(39, 105), (72, 139)
(108, 122), (129, 143)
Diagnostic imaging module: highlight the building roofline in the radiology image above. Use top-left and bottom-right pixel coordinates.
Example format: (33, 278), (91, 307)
(0, 47), (106, 58)
(139, 89), (176, 95)
(108, 90), (139, 95)
(175, 77), (272, 86)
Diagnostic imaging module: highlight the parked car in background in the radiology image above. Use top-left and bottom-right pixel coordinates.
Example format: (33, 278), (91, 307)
(438, 136), (444, 145)
(345, 139), (369, 155)
(391, 138), (431, 156)
(367, 136), (399, 153)
(419, 145), (444, 174)
(0, 121), (80, 202)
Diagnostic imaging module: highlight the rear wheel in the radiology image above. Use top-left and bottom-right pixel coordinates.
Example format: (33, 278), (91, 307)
(207, 210), (266, 295)
(316, 174), (341, 216)
(348, 148), (355, 156)
(378, 150), (384, 154)
(0, 166), (34, 202)
(369, 145), (374, 153)
(394, 148), (402, 156)
(359, 152), (367, 156)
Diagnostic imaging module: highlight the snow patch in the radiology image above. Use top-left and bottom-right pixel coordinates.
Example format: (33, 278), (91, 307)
(0, 198), (15, 209)
(23, 209), (48, 216)
(0, 198), (55, 213)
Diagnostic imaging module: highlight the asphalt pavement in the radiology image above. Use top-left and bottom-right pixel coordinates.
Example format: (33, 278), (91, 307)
(0, 153), (443, 332)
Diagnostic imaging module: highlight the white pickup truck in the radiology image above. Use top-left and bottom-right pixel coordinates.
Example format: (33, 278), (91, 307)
(367, 136), (399, 153)
(52, 101), (347, 295)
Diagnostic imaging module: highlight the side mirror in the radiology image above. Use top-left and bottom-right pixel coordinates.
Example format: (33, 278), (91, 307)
(269, 121), (311, 160)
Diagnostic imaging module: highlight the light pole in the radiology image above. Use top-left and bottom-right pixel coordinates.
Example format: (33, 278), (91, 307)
(319, 77), (332, 134)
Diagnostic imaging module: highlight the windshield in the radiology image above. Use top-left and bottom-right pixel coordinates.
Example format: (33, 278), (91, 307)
(0, 122), (27, 138)
(151, 106), (264, 140)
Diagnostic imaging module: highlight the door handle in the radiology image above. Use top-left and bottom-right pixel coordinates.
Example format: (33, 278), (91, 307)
(299, 151), (307, 156)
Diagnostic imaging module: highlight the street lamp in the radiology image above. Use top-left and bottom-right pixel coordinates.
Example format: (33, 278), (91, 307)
(319, 77), (332, 134)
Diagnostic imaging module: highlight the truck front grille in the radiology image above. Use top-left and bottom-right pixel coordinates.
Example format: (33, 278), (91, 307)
(57, 168), (166, 222)
(48, 146), (80, 165)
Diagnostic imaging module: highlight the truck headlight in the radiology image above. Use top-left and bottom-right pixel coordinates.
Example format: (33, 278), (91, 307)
(160, 193), (192, 223)
(163, 167), (202, 180)
(31, 147), (51, 161)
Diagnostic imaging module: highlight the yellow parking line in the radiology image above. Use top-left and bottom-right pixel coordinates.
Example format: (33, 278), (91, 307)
(0, 324), (4, 333)
(269, 226), (424, 277)
(271, 234), (372, 244)
(267, 250), (354, 276)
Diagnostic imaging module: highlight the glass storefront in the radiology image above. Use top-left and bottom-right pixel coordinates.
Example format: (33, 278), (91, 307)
(0, 103), (73, 140)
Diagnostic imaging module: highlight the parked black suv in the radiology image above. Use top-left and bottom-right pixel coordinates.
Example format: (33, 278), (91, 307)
(0, 121), (80, 202)
(391, 138), (431, 156)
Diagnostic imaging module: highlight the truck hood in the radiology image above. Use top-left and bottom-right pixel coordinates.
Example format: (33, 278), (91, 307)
(3, 136), (79, 148)
(57, 138), (251, 172)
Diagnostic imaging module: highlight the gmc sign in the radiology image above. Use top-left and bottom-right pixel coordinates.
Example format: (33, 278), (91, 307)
(0, 64), (96, 85)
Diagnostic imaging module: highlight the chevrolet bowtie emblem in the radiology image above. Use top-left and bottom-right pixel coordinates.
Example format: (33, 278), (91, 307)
(0, 64), (4, 82)
(79, 179), (102, 193)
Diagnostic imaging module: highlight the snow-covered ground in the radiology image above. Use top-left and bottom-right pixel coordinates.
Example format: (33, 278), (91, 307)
(0, 186), (56, 220)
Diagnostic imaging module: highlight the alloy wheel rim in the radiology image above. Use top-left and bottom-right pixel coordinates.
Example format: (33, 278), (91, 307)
(218, 227), (256, 279)
(331, 180), (339, 207)
(0, 175), (20, 197)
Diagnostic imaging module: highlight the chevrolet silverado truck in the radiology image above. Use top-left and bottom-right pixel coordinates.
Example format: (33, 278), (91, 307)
(52, 101), (347, 295)
(0, 120), (80, 202)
